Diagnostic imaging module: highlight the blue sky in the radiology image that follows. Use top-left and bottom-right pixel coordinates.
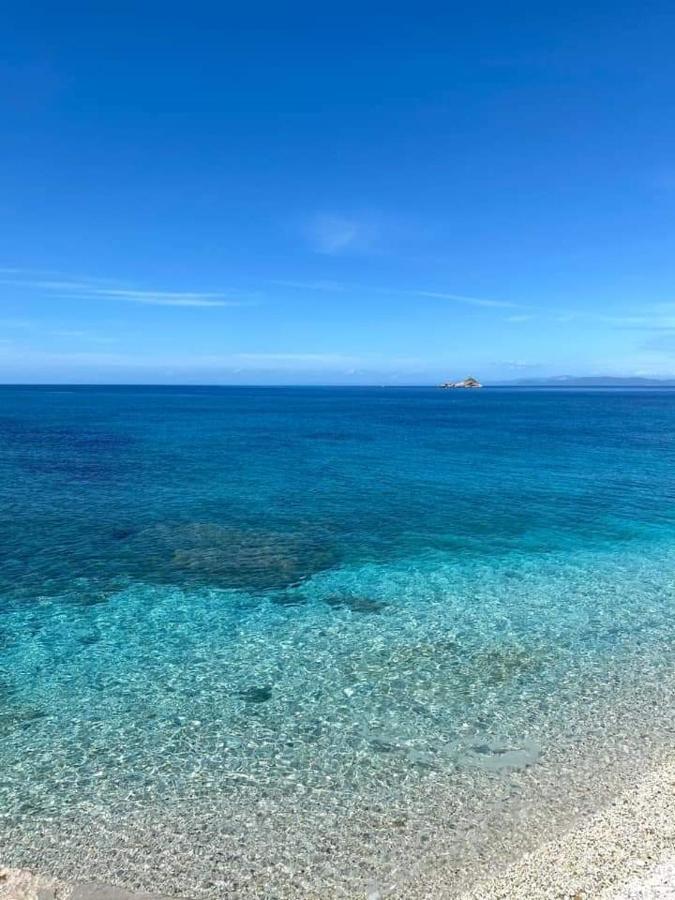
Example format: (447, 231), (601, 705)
(1, 2), (674, 384)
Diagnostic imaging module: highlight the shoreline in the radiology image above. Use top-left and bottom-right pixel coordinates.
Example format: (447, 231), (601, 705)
(2, 667), (674, 899)
(3, 755), (674, 899)
(459, 757), (675, 900)
(3, 624), (674, 899)
(4, 546), (675, 898)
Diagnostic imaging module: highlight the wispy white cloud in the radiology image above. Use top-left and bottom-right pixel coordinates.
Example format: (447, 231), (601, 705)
(575, 312), (675, 329)
(0, 347), (425, 373)
(0, 272), (252, 308)
(0, 317), (34, 328)
(232, 352), (358, 365)
(226, 351), (424, 370)
(271, 279), (347, 292)
(304, 215), (371, 255)
(0, 349), (134, 366)
(83, 288), (245, 307)
(501, 360), (544, 370)
(51, 329), (117, 344)
(505, 314), (534, 323)
(269, 277), (523, 310)
(412, 290), (520, 309)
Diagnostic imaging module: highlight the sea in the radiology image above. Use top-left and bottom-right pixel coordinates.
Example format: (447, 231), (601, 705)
(1, 385), (674, 897)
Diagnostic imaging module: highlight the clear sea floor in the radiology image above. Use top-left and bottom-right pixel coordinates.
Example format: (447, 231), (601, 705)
(1, 386), (674, 897)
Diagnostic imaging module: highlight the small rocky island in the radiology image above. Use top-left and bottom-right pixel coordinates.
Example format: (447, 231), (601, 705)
(439, 376), (483, 389)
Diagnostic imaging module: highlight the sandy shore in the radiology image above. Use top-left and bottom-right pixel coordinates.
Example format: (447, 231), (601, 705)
(0, 867), (172, 900)
(2, 759), (673, 900)
(458, 758), (675, 900)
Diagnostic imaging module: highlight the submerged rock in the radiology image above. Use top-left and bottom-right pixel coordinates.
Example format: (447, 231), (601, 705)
(370, 736), (400, 753)
(0, 704), (47, 736)
(236, 685), (273, 704)
(325, 595), (387, 614)
(131, 522), (338, 590)
(461, 738), (540, 771)
(110, 526), (136, 541)
(473, 642), (544, 684)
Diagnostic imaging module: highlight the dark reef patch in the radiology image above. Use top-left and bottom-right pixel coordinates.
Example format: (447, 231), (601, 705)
(325, 595), (387, 614)
(0, 676), (47, 737)
(236, 685), (273, 704)
(110, 526), (137, 541)
(2, 423), (135, 483)
(0, 705), (47, 736)
(130, 521), (339, 591)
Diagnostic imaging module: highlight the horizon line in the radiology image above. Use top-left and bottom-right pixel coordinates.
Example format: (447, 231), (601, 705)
(3, 380), (675, 389)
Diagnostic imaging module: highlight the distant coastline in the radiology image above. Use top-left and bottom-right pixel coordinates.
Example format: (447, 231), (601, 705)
(498, 375), (675, 387)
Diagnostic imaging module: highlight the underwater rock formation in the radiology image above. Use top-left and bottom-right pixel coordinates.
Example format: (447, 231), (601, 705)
(132, 522), (338, 590)
(324, 595), (387, 614)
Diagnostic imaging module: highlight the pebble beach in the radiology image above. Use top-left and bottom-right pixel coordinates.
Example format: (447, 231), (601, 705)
(2, 758), (674, 899)
(462, 758), (675, 900)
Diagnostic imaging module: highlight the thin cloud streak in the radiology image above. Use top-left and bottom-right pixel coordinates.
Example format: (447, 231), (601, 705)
(84, 289), (244, 308)
(271, 278), (523, 310)
(572, 312), (675, 329)
(233, 352), (358, 364)
(10, 265), (675, 330)
(414, 290), (520, 309)
(0, 274), (251, 307)
(51, 329), (117, 343)
(0, 347), (425, 372)
(271, 279), (347, 292)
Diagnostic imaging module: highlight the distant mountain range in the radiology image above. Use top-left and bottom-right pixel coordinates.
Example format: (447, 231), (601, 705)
(499, 376), (675, 387)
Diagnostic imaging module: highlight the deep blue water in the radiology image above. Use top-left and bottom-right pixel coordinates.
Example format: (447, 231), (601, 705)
(3, 385), (675, 600)
(1, 386), (675, 895)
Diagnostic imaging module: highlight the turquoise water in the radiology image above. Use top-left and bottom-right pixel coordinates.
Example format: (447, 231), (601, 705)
(1, 386), (675, 896)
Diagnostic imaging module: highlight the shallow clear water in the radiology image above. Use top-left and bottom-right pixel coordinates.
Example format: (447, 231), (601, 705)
(1, 386), (674, 896)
